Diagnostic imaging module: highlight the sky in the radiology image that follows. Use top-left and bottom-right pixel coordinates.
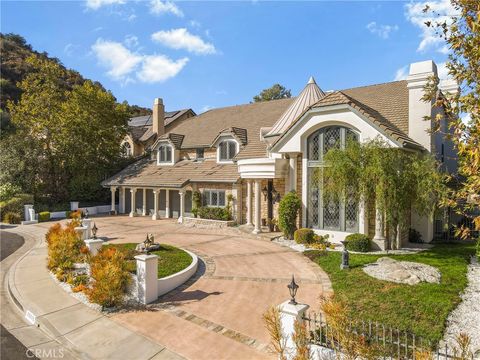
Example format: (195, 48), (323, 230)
(1, 0), (455, 114)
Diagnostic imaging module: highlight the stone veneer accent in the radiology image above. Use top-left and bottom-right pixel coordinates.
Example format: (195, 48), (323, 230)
(183, 217), (236, 228)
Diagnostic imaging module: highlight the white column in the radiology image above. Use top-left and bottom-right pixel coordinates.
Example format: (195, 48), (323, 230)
(152, 190), (159, 220)
(84, 239), (103, 256)
(178, 190), (185, 223)
(165, 189), (170, 218)
(135, 254), (159, 304)
(142, 188), (147, 216)
(279, 300), (310, 360)
(358, 196), (367, 235)
(129, 188), (137, 217)
(372, 201), (387, 250)
(110, 187), (117, 214)
(232, 183), (242, 223)
(253, 179), (261, 234)
(289, 154), (297, 192)
(82, 218), (92, 239)
(24, 204), (34, 221)
(246, 180), (253, 226)
(120, 187), (126, 214)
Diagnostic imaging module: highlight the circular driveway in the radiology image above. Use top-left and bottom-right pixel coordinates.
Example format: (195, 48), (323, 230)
(94, 215), (332, 360)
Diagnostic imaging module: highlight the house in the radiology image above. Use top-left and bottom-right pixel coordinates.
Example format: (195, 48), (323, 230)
(103, 60), (458, 249)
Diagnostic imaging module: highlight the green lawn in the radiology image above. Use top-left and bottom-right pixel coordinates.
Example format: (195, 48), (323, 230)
(304, 243), (475, 343)
(105, 243), (192, 278)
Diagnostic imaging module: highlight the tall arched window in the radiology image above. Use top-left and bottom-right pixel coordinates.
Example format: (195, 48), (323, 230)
(307, 126), (359, 232)
(121, 142), (132, 157)
(218, 140), (237, 161)
(157, 144), (172, 164)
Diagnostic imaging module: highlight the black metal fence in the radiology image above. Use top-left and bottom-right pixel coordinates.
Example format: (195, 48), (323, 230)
(303, 311), (459, 360)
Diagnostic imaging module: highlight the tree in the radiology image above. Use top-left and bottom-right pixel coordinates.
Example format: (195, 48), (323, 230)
(278, 191), (301, 240)
(253, 84), (291, 102)
(422, 1), (480, 236)
(322, 139), (446, 249)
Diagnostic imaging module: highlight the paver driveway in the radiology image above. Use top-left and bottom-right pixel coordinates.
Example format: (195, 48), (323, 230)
(94, 215), (332, 360)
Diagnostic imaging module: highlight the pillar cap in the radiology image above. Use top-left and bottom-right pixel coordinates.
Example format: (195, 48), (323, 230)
(134, 254), (159, 261)
(278, 300), (309, 315)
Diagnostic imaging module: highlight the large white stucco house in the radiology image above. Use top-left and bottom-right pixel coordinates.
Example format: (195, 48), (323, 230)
(103, 60), (459, 250)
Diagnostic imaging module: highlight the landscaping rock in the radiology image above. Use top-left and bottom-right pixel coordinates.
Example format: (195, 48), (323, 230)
(363, 257), (441, 285)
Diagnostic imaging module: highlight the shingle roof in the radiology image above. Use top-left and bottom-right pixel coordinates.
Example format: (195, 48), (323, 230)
(152, 133), (185, 149)
(102, 158), (239, 188)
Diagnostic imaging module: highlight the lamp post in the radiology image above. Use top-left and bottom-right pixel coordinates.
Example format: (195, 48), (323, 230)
(92, 223), (98, 239)
(340, 240), (349, 269)
(287, 275), (299, 305)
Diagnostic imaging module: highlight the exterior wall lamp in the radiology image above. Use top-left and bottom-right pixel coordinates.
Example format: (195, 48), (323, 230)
(287, 274), (299, 305)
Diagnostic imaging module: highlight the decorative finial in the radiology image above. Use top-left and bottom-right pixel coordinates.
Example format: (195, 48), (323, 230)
(308, 76), (316, 84)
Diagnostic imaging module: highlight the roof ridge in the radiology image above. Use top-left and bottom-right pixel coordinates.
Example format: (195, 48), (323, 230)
(340, 80), (407, 92)
(199, 97), (295, 115)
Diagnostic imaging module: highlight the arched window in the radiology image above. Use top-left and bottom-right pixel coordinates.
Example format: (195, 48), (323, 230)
(157, 144), (172, 164)
(218, 140), (237, 161)
(121, 142), (132, 157)
(307, 126), (359, 232)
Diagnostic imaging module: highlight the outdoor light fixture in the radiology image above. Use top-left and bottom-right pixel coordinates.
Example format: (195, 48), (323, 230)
(287, 274), (299, 305)
(84, 209), (89, 219)
(262, 186), (268, 201)
(340, 240), (349, 270)
(92, 223), (98, 239)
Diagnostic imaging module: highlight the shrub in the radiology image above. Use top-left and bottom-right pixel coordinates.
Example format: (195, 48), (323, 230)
(278, 191), (301, 240)
(3, 211), (21, 224)
(0, 193), (34, 217)
(69, 210), (82, 220)
(409, 228), (423, 243)
(46, 223), (84, 271)
(344, 233), (371, 252)
(313, 233), (331, 246)
(192, 191), (202, 217)
(38, 211), (51, 222)
(0, 183), (21, 202)
(197, 206), (232, 221)
(87, 247), (131, 308)
(294, 228), (315, 244)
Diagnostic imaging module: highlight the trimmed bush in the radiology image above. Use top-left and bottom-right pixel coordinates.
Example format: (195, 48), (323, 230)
(344, 233), (371, 252)
(3, 211), (21, 224)
(38, 211), (51, 222)
(197, 206), (232, 221)
(0, 193), (34, 218)
(0, 183), (21, 202)
(294, 228), (315, 244)
(278, 191), (301, 240)
(409, 228), (423, 243)
(87, 247), (131, 308)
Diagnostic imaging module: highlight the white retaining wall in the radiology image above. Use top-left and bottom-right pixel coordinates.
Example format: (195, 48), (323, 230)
(158, 249), (198, 296)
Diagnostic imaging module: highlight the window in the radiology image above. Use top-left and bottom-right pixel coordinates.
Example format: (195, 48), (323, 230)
(121, 142), (132, 157)
(307, 126), (359, 232)
(218, 140), (237, 161)
(203, 190), (226, 207)
(157, 144), (172, 164)
(196, 148), (204, 160)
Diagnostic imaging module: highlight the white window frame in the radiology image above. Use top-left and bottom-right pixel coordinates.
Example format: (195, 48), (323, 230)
(202, 189), (226, 208)
(121, 142), (132, 157)
(157, 144), (173, 165)
(217, 139), (238, 163)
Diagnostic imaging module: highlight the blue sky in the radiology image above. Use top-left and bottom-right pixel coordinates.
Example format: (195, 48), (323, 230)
(2, 0), (453, 114)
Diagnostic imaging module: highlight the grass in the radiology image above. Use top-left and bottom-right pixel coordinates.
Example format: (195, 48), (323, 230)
(104, 243), (192, 278)
(304, 243), (475, 343)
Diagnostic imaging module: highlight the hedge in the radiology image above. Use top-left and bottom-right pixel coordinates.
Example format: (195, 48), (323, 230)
(197, 207), (232, 221)
(294, 228), (315, 244)
(0, 194), (34, 219)
(344, 233), (371, 252)
(38, 211), (51, 222)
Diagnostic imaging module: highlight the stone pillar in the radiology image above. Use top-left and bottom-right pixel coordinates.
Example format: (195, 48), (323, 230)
(279, 300), (310, 360)
(289, 154), (297, 192)
(165, 189), (170, 218)
(120, 187), (126, 214)
(70, 201), (79, 211)
(253, 179), (261, 234)
(110, 187), (117, 214)
(82, 218), (92, 239)
(152, 190), (159, 220)
(372, 202), (387, 250)
(84, 239), (103, 256)
(129, 188), (137, 217)
(232, 183), (242, 223)
(246, 180), (253, 226)
(135, 254), (159, 304)
(24, 204), (34, 221)
(74, 226), (88, 241)
(178, 190), (185, 223)
(142, 188), (147, 216)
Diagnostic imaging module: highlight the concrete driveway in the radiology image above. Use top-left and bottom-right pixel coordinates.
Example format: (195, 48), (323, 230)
(93, 215), (332, 360)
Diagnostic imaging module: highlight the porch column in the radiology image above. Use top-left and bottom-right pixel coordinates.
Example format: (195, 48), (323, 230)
(246, 180), (253, 226)
(232, 183), (242, 223)
(358, 196), (367, 235)
(152, 189), (159, 220)
(165, 189), (170, 218)
(142, 188), (147, 216)
(129, 188), (137, 217)
(252, 179), (261, 234)
(289, 154), (297, 192)
(120, 187), (126, 214)
(372, 201), (387, 250)
(110, 186), (117, 214)
(178, 190), (185, 223)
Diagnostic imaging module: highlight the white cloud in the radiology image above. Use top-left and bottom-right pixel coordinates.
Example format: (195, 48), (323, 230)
(394, 65), (409, 81)
(92, 38), (187, 84)
(404, 0), (457, 53)
(149, 0), (183, 17)
(151, 28), (216, 55)
(124, 35), (139, 48)
(137, 55), (188, 83)
(366, 22), (399, 39)
(64, 43), (79, 57)
(85, 0), (124, 10)
(189, 20), (201, 29)
(200, 105), (213, 113)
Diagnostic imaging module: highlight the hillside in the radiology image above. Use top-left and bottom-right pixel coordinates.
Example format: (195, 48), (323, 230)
(0, 33), (151, 117)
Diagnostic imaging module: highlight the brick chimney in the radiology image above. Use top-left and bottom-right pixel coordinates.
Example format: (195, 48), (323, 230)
(406, 60), (437, 151)
(153, 98), (165, 136)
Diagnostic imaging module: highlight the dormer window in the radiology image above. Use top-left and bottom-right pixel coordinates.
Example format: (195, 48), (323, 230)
(157, 144), (172, 164)
(218, 140), (237, 162)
